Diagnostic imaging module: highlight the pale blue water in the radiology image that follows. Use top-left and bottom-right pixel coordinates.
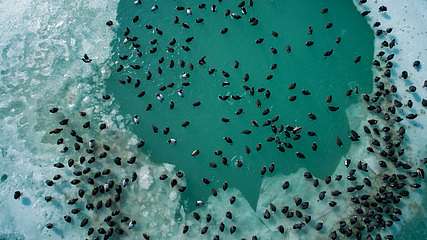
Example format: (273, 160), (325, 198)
(0, 0), (425, 240)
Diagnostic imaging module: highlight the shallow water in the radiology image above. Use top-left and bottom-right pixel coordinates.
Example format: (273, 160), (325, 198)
(0, 0), (426, 239)
(107, 0), (374, 210)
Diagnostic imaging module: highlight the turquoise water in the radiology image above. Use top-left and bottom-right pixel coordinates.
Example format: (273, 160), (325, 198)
(107, 0), (374, 210)
(0, 0), (426, 239)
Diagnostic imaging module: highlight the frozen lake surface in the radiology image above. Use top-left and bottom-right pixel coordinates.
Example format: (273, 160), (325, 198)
(0, 0), (426, 239)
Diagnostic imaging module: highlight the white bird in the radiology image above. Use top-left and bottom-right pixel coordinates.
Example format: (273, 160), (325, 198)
(128, 220), (136, 229)
(177, 89), (184, 97)
(181, 72), (190, 79)
(122, 178), (130, 188)
(344, 158), (351, 168)
(133, 115), (140, 124)
(88, 139), (96, 149)
(156, 93), (164, 102)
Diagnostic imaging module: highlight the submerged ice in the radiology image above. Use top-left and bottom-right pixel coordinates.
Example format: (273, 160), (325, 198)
(0, 0), (426, 240)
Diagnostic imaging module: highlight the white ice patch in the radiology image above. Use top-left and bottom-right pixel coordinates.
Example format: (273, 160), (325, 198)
(0, 0), (185, 222)
(0, 0), (120, 239)
(137, 166), (154, 190)
(352, 0), (427, 226)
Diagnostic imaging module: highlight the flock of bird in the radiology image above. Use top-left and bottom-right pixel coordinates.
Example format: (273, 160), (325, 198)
(10, 0), (427, 239)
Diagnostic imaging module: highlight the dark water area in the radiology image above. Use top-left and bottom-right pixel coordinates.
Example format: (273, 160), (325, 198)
(107, 0), (374, 210)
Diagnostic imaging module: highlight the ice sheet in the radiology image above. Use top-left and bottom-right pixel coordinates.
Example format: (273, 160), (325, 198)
(0, 0), (426, 239)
